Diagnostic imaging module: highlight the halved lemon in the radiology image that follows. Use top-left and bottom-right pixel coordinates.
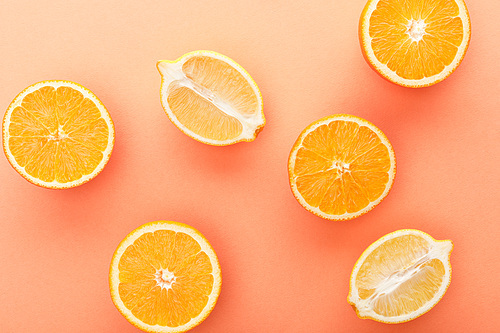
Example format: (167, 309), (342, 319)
(157, 50), (265, 146)
(348, 229), (453, 323)
(109, 221), (222, 333)
(288, 114), (396, 221)
(2, 81), (114, 189)
(359, 0), (471, 87)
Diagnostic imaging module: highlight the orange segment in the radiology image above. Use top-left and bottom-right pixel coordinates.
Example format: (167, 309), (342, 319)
(2, 81), (114, 189)
(119, 280), (158, 311)
(24, 140), (58, 183)
(288, 114), (396, 221)
(168, 232), (202, 272)
(350, 142), (391, 172)
(63, 97), (105, 131)
(360, 0), (471, 87)
(9, 106), (50, 137)
(175, 252), (213, 277)
(157, 50), (265, 146)
(296, 169), (339, 208)
(109, 221), (222, 333)
(133, 230), (177, 270)
(69, 118), (110, 151)
(348, 229), (453, 323)
(351, 170), (389, 201)
(317, 177), (346, 215)
(8, 136), (48, 167)
(165, 289), (191, 327)
(118, 245), (157, 283)
(174, 274), (213, 318)
(20, 86), (59, 132)
(55, 86), (85, 119)
(293, 148), (332, 176)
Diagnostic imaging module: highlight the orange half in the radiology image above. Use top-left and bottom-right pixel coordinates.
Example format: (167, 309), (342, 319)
(288, 114), (396, 221)
(359, 0), (471, 87)
(2, 81), (114, 189)
(157, 51), (265, 146)
(109, 221), (222, 333)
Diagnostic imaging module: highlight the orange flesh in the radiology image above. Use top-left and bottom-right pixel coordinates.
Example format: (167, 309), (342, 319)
(293, 120), (391, 215)
(166, 56), (259, 141)
(8, 86), (109, 183)
(118, 231), (214, 327)
(355, 235), (446, 317)
(369, 0), (464, 79)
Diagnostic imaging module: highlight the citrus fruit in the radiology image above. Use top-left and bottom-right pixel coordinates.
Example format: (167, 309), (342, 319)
(157, 50), (265, 146)
(288, 114), (396, 221)
(109, 221), (222, 333)
(2, 81), (114, 189)
(359, 0), (471, 87)
(348, 229), (453, 323)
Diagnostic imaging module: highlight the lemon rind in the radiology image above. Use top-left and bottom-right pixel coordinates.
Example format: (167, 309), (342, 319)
(157, 50), (265, 146)
(347, 229), (453, 324)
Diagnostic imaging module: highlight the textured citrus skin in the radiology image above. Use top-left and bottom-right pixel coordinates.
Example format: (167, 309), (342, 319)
(2, 80), (115, 189)
(157, 50), (265, 146)
(347, 229), (453, 324)
(359, 0), (471, 88)
(109, 221), (222, 333)
(288, 114), (396, 221)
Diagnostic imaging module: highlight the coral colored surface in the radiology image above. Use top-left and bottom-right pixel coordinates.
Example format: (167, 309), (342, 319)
(0, 1), (499, 332)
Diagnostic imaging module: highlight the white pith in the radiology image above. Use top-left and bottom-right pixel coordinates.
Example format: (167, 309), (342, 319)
(47, 125), (69, 141)
(158, 51), (265, 145)
(288, 114), (396, 221)
(109, 221), (222, 333)
(348, 229), (453, 323)
(360, 0), (471, 87)
(2, 81), (115, 189)
(406, 19), (427, 42)
(154, 269), (177, 290)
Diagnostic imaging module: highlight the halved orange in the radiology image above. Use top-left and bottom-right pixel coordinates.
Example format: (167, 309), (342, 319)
(109, 221), (222, 333)
(157, 50), (265, 146)
(348, 229), (453, 323)
(359, 0), (471, 87)
(288, 114), (396, 221)
(2, 81), (114, 189)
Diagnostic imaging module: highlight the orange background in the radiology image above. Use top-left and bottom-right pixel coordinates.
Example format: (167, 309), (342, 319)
(1, 0), (499, 332)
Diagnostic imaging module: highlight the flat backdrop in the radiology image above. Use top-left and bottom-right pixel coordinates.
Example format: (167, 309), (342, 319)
(1, 1), (499, 332)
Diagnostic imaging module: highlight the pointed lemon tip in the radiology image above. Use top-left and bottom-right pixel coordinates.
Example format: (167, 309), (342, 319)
(156, 60), (165, 74)
(446, 239), (454, 252)
(439, 239), (454, 255)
